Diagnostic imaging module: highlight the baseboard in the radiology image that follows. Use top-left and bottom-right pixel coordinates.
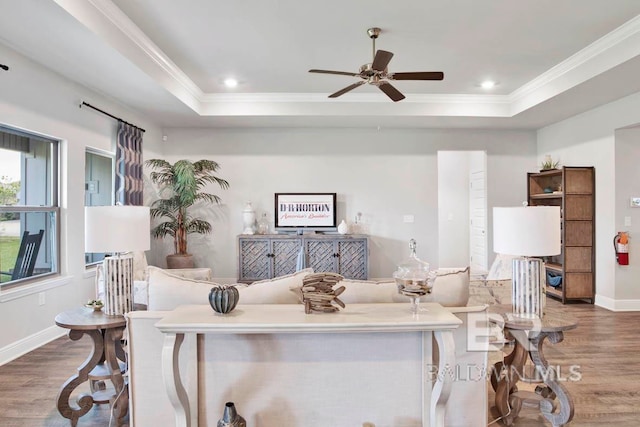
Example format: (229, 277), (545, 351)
(595, 294), (640, 311)
(0, 325), (66, 366)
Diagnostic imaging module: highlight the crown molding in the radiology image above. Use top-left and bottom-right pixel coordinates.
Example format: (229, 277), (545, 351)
(54, 1), (640, 121)
(85, 0), (203, 100)
(200, 92), (509, 104)
(510, 14), (640, 103)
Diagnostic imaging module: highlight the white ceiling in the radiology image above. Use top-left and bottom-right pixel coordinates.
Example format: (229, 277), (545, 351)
(1, 0), (640, 129)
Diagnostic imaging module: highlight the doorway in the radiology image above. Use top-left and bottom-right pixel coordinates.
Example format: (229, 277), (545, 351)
(437, 151), (487, 274)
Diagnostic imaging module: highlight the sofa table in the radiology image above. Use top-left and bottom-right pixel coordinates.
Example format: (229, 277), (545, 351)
(55, 307), (128, 427)
(155, 303), (461, 427)
(489, 305), (578, 427)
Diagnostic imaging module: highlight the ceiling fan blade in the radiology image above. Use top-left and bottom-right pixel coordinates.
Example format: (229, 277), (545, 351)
(371, 50), (394, 71)
(378, 82), (405, 102)
(309, 69), (359, 77)
(390, 71), (444, 81)
(328, 81), (366, 98)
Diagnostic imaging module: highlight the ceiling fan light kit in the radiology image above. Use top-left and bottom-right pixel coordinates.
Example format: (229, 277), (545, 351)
(309, 27), (444, 102)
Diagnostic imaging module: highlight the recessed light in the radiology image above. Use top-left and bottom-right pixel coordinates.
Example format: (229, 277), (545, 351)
(480, 80), (496, 89)
(224, 78), (238, 88)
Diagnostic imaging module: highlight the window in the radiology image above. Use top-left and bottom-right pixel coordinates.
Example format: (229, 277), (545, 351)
(0, 126), (59, 287)
(85, 148), (114, 265)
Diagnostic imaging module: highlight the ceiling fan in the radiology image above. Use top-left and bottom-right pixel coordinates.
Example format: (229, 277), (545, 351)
(309, 27), (444, 102)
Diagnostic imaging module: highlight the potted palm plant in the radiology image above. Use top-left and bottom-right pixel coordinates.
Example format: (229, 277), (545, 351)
(146, 159), (230, 268)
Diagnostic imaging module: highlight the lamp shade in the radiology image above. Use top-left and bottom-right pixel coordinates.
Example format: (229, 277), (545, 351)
(85, 206), (150, 253)
(493, 206), (561, 256)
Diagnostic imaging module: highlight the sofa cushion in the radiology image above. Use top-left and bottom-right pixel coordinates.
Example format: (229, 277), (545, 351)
(154, 267), (212, 282)
(237, 268), (313, 304)
(147, 266), (218, 310)
(331, 279), (405, 304)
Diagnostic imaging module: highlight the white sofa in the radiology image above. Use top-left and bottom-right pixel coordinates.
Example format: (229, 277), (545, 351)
(126, 267), (489, 427)
(95, 257), (212, 307)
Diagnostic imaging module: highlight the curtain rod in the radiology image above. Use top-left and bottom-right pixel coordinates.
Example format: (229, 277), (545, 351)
(80, 101), (146, 133)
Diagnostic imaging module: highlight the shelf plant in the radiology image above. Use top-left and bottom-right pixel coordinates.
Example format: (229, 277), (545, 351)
(146, 159), (229, 268)
(540, 155), (560, 171)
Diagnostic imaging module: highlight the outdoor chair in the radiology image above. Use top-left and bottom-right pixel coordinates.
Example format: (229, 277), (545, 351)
(0, 229), (44, 281)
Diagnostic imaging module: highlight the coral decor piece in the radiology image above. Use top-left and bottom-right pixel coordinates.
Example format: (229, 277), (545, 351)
(301, 272), (346, 313)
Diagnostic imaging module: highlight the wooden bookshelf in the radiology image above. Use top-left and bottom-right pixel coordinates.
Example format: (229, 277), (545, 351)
(528, 167), (595, 304)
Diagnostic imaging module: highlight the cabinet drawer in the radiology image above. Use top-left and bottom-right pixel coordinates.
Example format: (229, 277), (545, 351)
(564, 221), (593, 246)
(305, 239), (336, 273)
(239, 239), (271, 281)
(564, 196), (593, 220)
(337, 240), (368, 280)
(564, 247), (592, 272)
(564, 168), (594, 193)
(272, 240), (300, 277)
(564, 273), (593, 298)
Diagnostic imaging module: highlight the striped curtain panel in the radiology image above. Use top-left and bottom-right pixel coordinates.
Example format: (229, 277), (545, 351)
(115, 122), (144, 206)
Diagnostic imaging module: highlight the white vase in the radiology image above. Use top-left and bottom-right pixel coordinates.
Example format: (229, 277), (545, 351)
(337, 219), (349, 235)
(242, 202), (256, 234)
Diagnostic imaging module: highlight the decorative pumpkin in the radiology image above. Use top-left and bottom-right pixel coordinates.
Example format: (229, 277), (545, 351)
(209, 285), (239, 314)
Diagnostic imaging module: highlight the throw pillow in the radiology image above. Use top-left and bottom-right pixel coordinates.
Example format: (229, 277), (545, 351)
(424, 267), (470, 307)
(238, 268), (313, 304)
(147, 266), (218, 310)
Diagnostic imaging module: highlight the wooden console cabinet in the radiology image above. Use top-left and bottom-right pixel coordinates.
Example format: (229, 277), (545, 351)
(238, 234), (368, 283)
(527, 166), (595, 303)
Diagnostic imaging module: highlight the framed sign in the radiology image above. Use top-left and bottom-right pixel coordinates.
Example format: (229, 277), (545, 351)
(274, 193), (337, 230)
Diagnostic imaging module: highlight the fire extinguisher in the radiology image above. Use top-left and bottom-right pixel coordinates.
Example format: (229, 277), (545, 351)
(614, 232), (629, 265)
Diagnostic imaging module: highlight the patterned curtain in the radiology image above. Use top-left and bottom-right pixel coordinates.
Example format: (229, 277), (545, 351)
(115, 122), (144, 206)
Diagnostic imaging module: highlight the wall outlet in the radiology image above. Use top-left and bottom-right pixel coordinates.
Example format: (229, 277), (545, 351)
(625, 216), (632, 226)
(38, 292), (45, 306)
(403, 214), (414, 223)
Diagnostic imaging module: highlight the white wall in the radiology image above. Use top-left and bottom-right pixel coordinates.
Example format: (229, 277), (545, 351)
(614, 127), (640, 301)
(152, 128), (536, 280)
(537, 90), (640, 310)
(0, 42), (163, 362)
(437, 151), (470, 267)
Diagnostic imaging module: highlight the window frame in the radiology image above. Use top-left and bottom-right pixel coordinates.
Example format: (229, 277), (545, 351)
(0, 127), (61, 289)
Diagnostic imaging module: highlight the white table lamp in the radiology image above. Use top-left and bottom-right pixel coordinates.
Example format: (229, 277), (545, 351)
(85, 206), (150, 315)
(493, 206), (561, 318)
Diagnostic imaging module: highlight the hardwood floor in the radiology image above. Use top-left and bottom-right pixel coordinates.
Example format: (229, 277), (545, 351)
(0, 299), (639, 426)
(0, 333), (124, 427)
(488, 299), (640, 426)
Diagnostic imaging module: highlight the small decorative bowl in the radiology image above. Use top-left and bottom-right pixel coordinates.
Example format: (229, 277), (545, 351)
(85, 300), (104, 311)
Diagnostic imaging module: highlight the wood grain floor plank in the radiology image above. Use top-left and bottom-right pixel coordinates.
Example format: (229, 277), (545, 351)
(488, 300), (640, 426)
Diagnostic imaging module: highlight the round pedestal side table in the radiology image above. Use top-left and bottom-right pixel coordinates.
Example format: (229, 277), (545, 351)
(489, 305), (578, 427)
(55, 307), (128, 427)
